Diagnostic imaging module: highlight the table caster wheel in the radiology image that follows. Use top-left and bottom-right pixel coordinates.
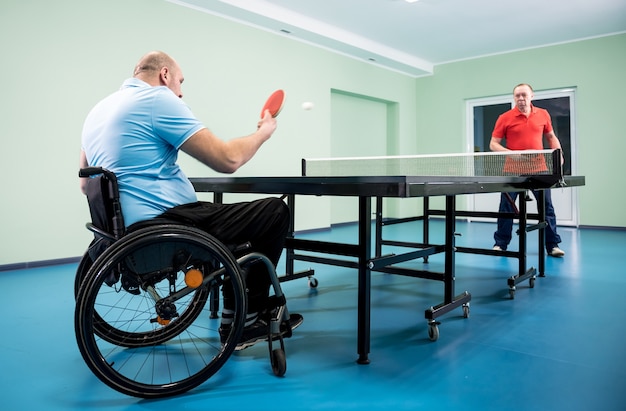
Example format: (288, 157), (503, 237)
(462, 303), (470, 318)
(428, 322), (440, 341)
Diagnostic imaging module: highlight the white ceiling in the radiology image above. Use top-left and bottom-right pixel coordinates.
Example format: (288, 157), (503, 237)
(169, 0), (626, 77)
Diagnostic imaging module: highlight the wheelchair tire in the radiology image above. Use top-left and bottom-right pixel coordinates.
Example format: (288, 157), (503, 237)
(75, 225), (247, 398)
(74, 250), (92, 299)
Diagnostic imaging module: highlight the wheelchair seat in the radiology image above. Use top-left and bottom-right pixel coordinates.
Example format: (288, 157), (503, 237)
(74, 167), (291, 398)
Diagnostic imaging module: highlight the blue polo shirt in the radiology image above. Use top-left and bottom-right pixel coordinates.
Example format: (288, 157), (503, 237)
(81, 78), (205, 226)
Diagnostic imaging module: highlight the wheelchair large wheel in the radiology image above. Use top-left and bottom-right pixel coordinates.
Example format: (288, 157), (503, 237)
(74, 250), (93, 298)
(75, 234), (208, 347)
(74, 246), (105, 299)
(74, 236), (211, 347)
(75, 225), (247, 398)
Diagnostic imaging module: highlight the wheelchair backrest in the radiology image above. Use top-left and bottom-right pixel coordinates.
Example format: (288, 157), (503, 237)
(80, 167), (125, 240)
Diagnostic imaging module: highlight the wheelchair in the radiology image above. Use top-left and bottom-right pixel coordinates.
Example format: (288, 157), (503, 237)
(74, 167), (293, 398)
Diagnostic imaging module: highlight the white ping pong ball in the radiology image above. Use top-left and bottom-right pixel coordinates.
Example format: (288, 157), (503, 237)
(302, 102), (314, 111)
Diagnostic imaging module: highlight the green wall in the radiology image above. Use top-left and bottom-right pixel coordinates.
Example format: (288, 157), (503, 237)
(414, 34), (626, 228)
(0, 0), (416, 266)
(1, 0), (623, 267)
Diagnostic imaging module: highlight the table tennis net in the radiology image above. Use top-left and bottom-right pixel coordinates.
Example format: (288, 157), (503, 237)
(302, 149), (562, 177)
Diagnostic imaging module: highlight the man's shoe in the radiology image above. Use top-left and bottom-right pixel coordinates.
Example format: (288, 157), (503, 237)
(493, 245), (504, 252)
(219, 313), (303, 351)
(231, 317), (270, 350)
(548, 247), (565, 257)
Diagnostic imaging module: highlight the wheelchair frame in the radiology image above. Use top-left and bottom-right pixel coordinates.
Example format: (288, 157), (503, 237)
(74, 167), (291, 398)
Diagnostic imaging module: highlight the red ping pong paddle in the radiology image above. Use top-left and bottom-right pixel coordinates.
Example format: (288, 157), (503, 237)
(260, 89), (285, 118)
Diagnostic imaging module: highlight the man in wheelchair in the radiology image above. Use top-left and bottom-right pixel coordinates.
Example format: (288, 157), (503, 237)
(79, 51), (302, 351)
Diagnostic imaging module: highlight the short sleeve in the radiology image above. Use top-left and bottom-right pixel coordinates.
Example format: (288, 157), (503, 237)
(151, 89), (205, 149)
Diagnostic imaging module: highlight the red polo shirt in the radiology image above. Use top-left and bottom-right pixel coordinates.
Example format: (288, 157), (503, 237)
(493, 104), (553, 150)
(493, 104), (554, 174)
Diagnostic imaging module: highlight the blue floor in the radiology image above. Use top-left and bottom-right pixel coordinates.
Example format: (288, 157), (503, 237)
(2, 220), (625, 410)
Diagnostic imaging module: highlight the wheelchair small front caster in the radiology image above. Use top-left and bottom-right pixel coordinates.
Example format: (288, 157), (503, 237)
(270, 347), (287, 376)
(268, 332), (287, 377)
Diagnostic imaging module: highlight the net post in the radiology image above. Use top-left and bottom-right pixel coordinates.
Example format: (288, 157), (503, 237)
(551, 149), (564, 183)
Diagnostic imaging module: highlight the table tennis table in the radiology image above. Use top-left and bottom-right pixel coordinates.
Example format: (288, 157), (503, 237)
(377, 189), (560, 299)
(190, 169), (584, 365)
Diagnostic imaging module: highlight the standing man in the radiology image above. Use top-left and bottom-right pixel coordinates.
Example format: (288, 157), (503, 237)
(80, 51), (302, 350)
(490, 83), (565, 257)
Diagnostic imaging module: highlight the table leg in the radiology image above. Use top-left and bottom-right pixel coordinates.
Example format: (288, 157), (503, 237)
(444, 195), (456, 303)
(285, 194), (296, 276)
(357, 196), (371, 364)
(518, 191), (527, 279)
(375, 197), (383, 257)
(537, 190), (546, 276)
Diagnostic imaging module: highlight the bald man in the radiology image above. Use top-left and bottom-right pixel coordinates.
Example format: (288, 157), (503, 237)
(80, 51), (302, 350)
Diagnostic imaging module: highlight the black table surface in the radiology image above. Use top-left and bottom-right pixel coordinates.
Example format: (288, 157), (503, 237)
(190, 175), (585, 197)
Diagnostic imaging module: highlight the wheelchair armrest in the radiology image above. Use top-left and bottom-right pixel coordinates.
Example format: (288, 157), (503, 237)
(79, 167), (105, 178)
(79, 167), (119, 187)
